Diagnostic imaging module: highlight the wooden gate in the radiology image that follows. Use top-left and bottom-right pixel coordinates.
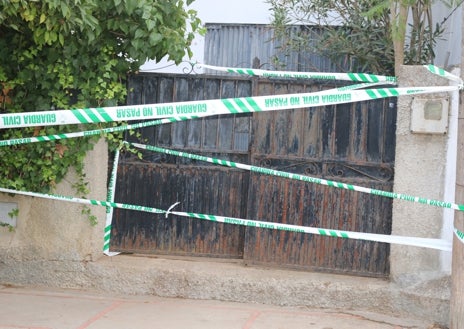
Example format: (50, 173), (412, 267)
(111, 73), (396, 277)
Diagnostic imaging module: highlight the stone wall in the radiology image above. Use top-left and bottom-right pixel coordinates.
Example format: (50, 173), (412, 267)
(0, 138), (107, 265)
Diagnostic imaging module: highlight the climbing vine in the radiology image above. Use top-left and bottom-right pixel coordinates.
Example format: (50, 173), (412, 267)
(0, 1), (202, 203)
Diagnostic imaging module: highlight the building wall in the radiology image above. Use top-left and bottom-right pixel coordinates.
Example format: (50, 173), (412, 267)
(432, 3), (462, 68)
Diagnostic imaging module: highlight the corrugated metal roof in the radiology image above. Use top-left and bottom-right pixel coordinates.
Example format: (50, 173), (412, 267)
(203, 23), (351, 74)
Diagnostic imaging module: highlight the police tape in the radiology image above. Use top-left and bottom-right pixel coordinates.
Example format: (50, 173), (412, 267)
(0, 116), (199, 147)
(130, 142), (464, 212)
(0, 186), (452, 251)
(0, 84), (459, 130)
(104, 149), (120, 256)
(425, 64), (464, 85)
(199, 63), (397, 83)
(455, 228), (464, 244)
(201, 63), (464, 89)
(0, 83), (383, 146)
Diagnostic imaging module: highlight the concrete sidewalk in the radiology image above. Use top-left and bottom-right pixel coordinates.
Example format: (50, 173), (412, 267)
(0, 285), (434, 329)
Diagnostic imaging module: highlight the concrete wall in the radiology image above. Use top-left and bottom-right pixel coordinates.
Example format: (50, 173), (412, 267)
(391, 65), (454, 284)
(0, 138), (107, 268)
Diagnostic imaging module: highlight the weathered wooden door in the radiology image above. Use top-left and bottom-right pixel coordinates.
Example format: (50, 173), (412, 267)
(244, 80), (395, 276)
(112, 75), (253, 258)
(111, 73), (396, 277)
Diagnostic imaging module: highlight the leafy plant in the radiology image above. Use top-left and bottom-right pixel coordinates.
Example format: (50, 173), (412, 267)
(267, 0), (457, 75)
(0, 207), (18, 232)
(0, 0), (202, 217)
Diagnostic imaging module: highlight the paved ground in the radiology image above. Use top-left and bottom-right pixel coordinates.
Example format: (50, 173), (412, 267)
(0, 285), (434, 329)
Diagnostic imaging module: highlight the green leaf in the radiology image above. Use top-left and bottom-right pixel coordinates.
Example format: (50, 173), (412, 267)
(134, 28), (145, 39)
(60, 2), (70, 17)
(125, 0), (138, 14)
(148, 31), (162, 45)
(146, 19), (156, 31)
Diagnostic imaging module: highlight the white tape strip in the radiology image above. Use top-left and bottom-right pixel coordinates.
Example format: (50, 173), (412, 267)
(0, 186), (451, 251)
(104, 149), (120, 256)
(0, 85), (458, 129)
(200, 63), (397, 84)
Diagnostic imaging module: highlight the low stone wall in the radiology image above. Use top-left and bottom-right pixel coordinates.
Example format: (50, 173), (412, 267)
(0, 138), (107, 262)
(0, 255), (451, 326)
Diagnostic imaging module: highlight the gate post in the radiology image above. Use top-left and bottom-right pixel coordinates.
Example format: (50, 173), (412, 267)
(390, 66), (450, 284)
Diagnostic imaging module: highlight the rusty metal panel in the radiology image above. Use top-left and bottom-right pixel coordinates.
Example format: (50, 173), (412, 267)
(204, 24), (350, 72)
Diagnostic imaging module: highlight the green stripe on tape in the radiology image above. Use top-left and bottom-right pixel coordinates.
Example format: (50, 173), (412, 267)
(245, 97), (262, 112)
(358, 73), (378, 83)
(436, 66), (446, 76)
(221, 99), (240, 114)
(368, 74), (379, 83)
(196, 213), (207, 219)
(455, 228), (464, 240)
(388, 88), (399, 96)
(365, 89), (378, 99)
(234, 98), (251, 113)
(71, 110), (91, 123)
(426, 65), (436, 74)
(96, 108), (113, 122)
(83, 109), (101, 123)
(36, 136), (48, 142)
(347, 73), (358, 82)
(377, 89), (389, 98)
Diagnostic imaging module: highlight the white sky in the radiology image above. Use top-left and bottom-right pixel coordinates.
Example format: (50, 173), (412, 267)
(140, 0), (272, 73)
(190, 0), (271, 24)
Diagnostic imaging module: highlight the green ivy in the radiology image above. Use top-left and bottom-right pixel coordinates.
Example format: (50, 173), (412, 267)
(0, 0), (203, 220)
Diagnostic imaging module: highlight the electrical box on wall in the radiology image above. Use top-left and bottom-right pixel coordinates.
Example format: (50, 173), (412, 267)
(410, 97), (449, 134)
(0, 201), (18, 228)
